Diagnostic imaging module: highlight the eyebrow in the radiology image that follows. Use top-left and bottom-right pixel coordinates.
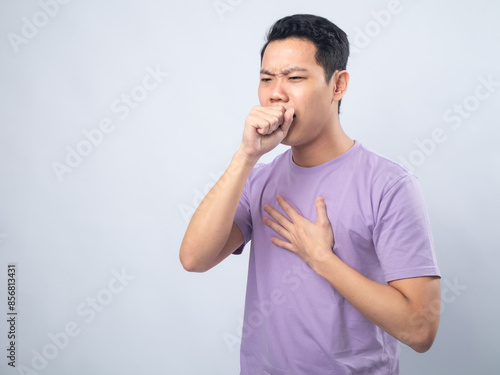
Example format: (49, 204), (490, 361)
(260, 67), (309, 76)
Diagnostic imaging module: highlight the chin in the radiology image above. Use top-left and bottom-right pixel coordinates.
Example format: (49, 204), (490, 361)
(280, 138), (292, 146)
(281, 123), (300, 146)
(280, 133), (301, 147)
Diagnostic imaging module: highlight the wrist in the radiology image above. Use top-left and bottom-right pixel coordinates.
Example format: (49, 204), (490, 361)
(310, 248), (339, 277)
(235, 146), (260, 167)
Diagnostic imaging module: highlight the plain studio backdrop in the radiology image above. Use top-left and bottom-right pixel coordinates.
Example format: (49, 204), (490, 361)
(0, 0), (499, 374)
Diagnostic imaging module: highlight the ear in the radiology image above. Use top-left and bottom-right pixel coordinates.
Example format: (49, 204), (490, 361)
(331, 70), (350, 103)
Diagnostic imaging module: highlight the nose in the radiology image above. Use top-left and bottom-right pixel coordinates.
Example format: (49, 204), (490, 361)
(269, 79), (289, 104)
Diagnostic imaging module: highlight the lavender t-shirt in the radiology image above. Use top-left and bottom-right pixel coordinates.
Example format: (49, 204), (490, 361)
(233, 141), (440, 375)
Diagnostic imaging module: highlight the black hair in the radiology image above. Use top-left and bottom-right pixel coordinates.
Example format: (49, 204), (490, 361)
(260, 14), (350, 112)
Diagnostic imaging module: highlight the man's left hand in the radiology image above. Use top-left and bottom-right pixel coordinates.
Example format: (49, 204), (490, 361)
(263, 196), (335, 267)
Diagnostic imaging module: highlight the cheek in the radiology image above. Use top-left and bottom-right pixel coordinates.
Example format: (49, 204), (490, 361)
(258, 87), (265, 104)
(313, 89), (333, 114)
(295, 91), (328, 117)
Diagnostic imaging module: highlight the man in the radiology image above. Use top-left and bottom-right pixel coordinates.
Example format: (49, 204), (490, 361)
(180, 14), (441, 374)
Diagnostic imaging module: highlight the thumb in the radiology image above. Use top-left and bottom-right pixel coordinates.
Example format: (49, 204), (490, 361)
(315, 197), (330, 224)
(280, 107), (295, 136)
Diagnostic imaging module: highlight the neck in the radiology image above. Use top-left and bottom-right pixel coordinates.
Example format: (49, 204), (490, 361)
(291, 120), (354, 168)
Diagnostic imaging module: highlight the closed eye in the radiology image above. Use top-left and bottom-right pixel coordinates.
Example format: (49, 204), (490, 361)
(289, 76), (304, 80)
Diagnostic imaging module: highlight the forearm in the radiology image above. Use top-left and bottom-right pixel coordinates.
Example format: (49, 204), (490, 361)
(181, 105), (294, 271)
(263, 195), (440, 352)
(179, 147), (257, 271)
(313, 252), (440, 352)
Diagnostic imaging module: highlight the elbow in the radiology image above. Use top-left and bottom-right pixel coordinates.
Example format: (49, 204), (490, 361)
(180, 257), (208, 273)
(179, 247), (209, 273)
(407, 327), (439, 353)
(410, 338), (433, 354)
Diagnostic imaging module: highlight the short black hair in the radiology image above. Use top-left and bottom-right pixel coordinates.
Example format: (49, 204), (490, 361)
(260, 14), (350, 112)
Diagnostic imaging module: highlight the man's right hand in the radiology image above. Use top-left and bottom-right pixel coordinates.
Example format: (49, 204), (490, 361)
(180, 105), (294, 272)
(240, 105), (295, 160)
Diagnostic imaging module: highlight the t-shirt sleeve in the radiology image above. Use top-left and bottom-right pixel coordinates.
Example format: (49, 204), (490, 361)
(373, 174), (441, 282)
(232, 181), (253, 255)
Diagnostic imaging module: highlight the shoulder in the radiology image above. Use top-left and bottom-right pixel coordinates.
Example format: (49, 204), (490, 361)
(355, 143), (415, 193)
(356, 143), (408, 175)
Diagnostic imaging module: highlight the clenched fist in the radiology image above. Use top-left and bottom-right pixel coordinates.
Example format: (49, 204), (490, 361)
(240, 105), (295, 159)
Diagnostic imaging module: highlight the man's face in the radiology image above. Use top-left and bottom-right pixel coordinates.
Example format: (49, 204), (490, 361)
(259, 37), (337, 146)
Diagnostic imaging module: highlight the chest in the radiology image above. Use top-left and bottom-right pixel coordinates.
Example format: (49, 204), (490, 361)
(250, 170), (380, 264)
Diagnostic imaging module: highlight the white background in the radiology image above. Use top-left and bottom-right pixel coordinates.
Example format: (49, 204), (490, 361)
(1, 0), (499, 374)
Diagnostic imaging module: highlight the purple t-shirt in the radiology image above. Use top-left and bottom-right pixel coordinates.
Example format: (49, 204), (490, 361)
(233, 141), (440, 375)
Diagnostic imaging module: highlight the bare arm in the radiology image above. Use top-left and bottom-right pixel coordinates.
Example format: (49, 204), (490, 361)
(179, 105), (295, 272)
(179, 151), (255, 272)
(263, 196), (441, 352)
(315, 258), (440, 353)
